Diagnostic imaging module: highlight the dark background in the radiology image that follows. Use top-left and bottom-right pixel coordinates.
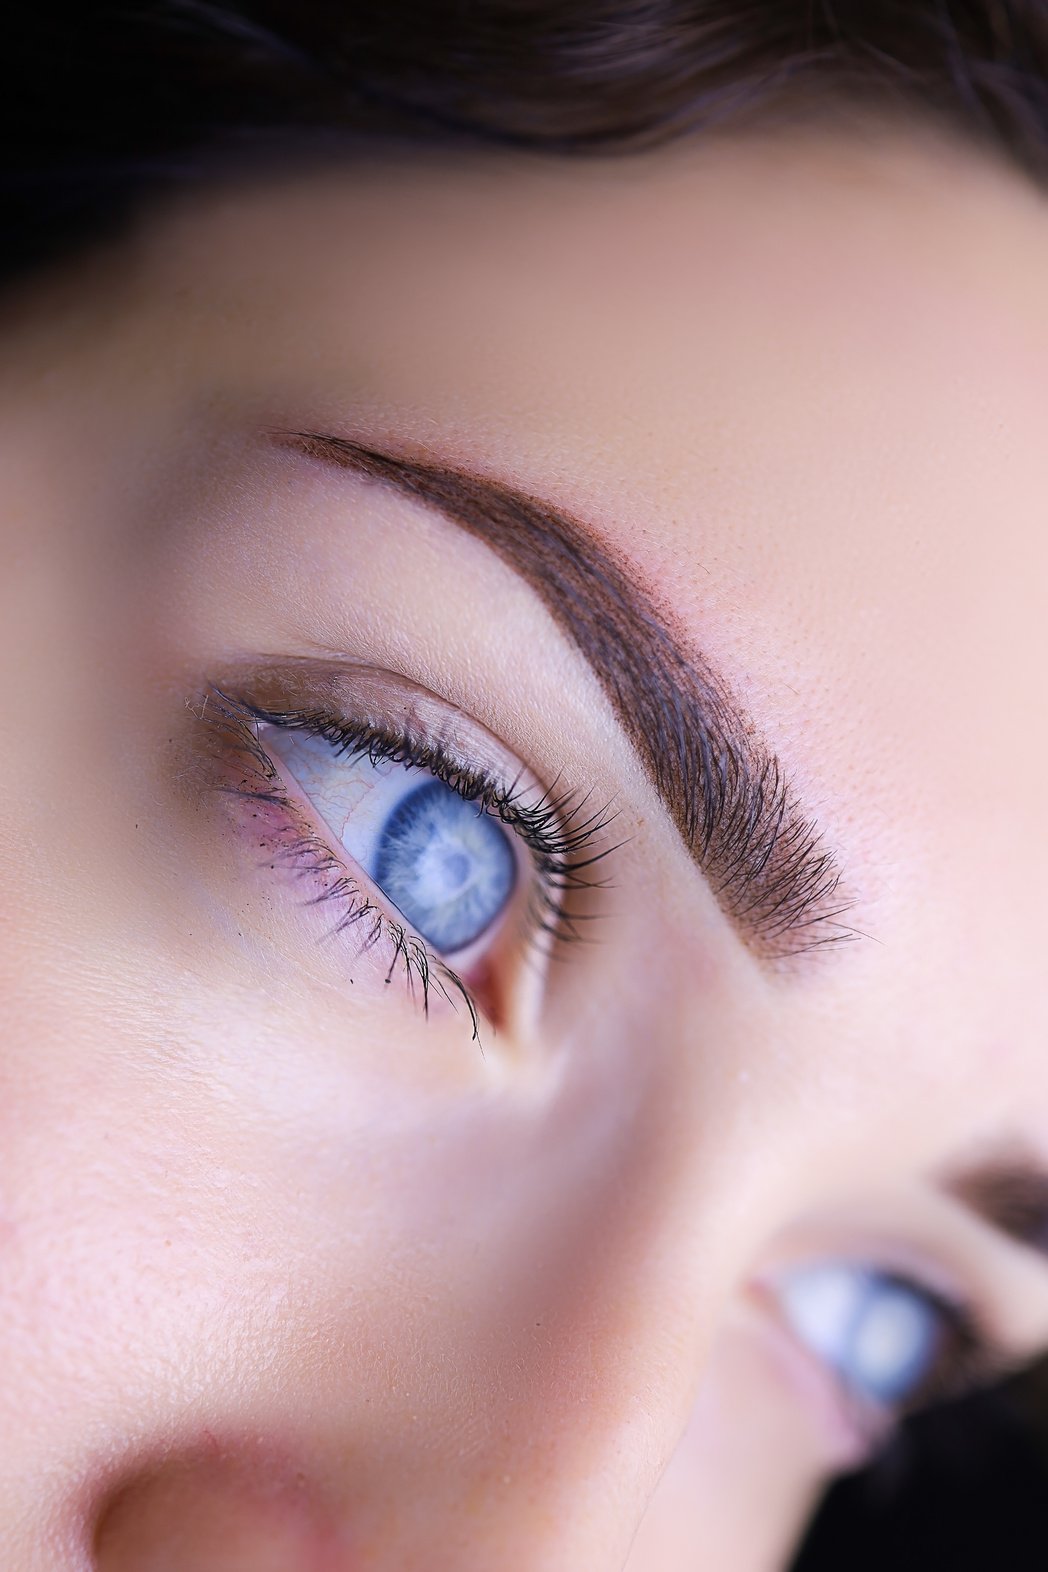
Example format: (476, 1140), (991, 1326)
(792, 1363), (1048, 1569)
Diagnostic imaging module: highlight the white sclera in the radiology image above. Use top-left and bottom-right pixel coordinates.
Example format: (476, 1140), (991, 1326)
(777, 1262), (870, 1366)
(264, 727), (401, 868)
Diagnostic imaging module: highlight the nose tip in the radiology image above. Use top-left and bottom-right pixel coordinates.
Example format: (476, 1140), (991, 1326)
(92, 1448), (348, 1572)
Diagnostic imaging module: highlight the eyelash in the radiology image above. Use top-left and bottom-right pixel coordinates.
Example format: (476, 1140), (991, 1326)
(198, 684), (615, 1036)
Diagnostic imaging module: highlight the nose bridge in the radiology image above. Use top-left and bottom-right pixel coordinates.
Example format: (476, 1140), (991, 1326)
(276, 962), (731, 1567)
(464, 963), (764, 1537)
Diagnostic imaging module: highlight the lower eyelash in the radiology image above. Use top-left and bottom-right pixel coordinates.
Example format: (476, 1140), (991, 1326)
(197, 688), (482, 1038)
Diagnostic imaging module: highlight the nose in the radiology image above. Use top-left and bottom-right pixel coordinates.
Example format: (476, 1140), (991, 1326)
(71, 956), (749, 1572)
(95, 1452), (352, 1572)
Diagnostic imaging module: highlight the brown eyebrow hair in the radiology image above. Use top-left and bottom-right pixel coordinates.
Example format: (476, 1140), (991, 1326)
(943, 1155), (1048, 1262)
(279, 430), (855, 960)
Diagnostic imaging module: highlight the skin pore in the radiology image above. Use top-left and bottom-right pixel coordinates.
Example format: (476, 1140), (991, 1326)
(2, 115), (1048, 1570)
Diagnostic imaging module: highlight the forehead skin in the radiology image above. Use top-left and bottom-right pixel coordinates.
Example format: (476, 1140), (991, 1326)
(2, 119), (1048, 1570)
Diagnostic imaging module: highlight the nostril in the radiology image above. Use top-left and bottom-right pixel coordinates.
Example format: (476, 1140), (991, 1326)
(92, 1444), (350, 1572)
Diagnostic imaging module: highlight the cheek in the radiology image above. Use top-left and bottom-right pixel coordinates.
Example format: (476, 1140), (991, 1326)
(14, 1014), (625, 1559)
(623, 1306), (848, 1572)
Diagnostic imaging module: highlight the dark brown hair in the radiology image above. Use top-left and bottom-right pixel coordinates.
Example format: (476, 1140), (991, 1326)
(5, 1), (1048, 284)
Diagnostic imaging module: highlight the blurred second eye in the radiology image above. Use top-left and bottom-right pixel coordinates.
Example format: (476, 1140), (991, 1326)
(776, 1261), (945, 1408)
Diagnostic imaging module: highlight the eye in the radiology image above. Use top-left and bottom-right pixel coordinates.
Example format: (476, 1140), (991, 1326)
(775, 1261), (953, 1410)
(263, 726), (519, 956)
(200, 671), (614, 1035)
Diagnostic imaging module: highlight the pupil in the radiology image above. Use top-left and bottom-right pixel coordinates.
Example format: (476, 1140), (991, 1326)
(437, 847), (471, 891)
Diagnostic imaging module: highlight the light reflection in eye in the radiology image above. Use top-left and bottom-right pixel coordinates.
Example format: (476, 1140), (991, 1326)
(777, 1261), (943, 1407)
(264, 727), (519, 955)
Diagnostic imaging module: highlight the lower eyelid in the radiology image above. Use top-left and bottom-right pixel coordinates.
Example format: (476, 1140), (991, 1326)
(742, 1287), (890, 1468)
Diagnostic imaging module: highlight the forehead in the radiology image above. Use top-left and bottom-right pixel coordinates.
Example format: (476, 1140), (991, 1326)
(138, 125), (1048, 670)
(94, 122), (1048, 1075)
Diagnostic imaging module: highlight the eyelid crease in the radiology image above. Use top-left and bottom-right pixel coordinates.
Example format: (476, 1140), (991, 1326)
(943, 1157), (1048, 1261)
(274, 429), (859, 965)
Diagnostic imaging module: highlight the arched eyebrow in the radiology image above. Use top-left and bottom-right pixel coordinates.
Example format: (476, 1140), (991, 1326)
(943, 1156), (1048, 1262)
(278, 430), (855, 962)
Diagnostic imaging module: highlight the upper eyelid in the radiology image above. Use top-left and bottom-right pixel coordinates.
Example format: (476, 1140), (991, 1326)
(211, 657), (547, 791)
(211, 656), (619, 873)
(753, 1202), (1039, 1353)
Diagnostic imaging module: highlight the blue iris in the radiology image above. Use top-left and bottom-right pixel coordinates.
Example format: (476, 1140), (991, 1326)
(372, 779), (516, 953)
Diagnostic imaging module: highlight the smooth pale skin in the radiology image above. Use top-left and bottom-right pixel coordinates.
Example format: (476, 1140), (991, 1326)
(3, 115), (1048, 1571)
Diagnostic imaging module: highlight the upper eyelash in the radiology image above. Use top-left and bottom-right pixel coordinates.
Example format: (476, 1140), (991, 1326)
(237, 697), (619, 950)
(909, 1283), (1027, 1415)
(197, 684), (617, 1035)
